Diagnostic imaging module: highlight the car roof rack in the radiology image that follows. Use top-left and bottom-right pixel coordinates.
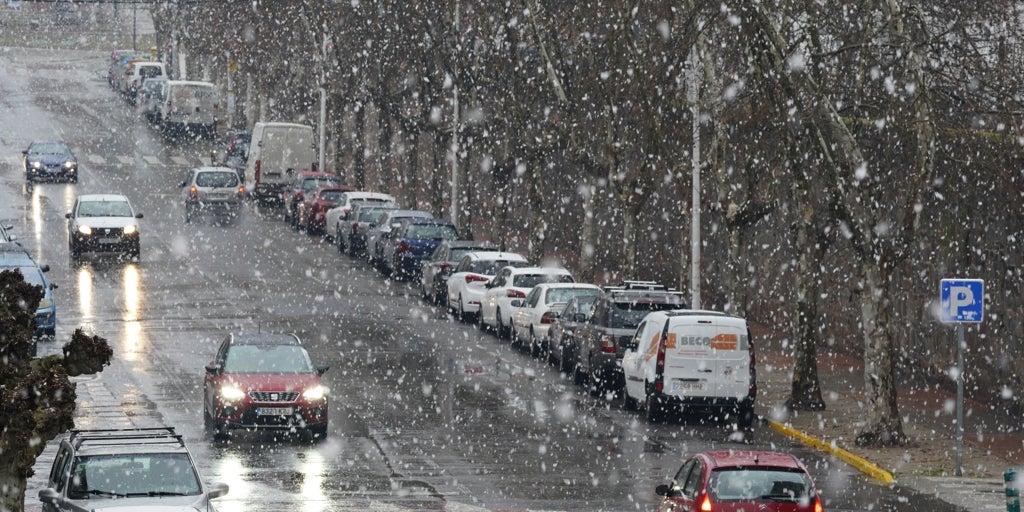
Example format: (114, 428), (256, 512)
(604, 280), (681, 293)
(69, 427), (185, 450)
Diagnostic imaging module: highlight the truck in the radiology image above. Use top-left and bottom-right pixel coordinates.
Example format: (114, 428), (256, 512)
(244, 122), (318, 203)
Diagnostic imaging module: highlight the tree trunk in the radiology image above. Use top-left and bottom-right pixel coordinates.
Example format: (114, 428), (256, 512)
(855, 263), (907, 446)
(788, 207), (826, 410)
(621, 192), (637, 278)
(0, 464), (27, 512)
(353, 102), (366, 189)
(527, 161), (546, 263)
(377, 112), (393, 193)
(578, 178), (596, 282)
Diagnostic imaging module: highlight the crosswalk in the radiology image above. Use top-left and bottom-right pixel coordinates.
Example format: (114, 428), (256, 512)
(5, 153), (213, 171)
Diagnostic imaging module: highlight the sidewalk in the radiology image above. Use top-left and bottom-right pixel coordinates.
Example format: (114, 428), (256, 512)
(757, 333), (1021, 512)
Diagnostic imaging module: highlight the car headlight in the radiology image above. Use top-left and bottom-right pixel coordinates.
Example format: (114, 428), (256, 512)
(38, 298), (53, 309)
(123, 224), (137, 235)
(302, 385), (328, 401)
(63, 161), (76, 169)
(77, 224), (92, 235)
(30, 161), (42, 169)
(219, 385), (246, 402)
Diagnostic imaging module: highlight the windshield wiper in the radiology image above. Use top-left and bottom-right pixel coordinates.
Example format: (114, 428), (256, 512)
(87, 489), (127, 498)
(127, 491), (190, 497)
(759, 493), (800, 502)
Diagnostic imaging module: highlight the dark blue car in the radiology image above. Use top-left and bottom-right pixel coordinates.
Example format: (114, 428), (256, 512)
(0, 242), (57, 356)
(382, 218), (460, 280)
(22, 140), (78, 183)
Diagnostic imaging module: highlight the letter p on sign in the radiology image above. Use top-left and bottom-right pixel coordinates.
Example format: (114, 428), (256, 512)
(940, 279), (984, 323)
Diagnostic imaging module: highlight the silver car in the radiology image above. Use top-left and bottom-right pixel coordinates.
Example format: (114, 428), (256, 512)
(38, 427), (228, 512)
(179, 166), (243, 223)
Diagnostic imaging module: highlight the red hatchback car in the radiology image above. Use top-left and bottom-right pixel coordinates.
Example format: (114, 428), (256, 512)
(203, 333), (329, 440)
(655, 450), (823, 512)
(296, 185), (353, 235)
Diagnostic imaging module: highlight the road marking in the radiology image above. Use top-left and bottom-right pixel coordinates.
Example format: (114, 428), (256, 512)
(171, 156), (190, 166)
(117, 156), (133, 165)
(87, 154), (106, 165)
(142, 155), (162, 165)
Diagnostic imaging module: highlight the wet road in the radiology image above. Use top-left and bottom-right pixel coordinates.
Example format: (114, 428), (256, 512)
(1, 47), (953, 512)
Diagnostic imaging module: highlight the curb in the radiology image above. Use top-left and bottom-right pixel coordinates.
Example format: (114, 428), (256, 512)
(767, 419), (895, 485)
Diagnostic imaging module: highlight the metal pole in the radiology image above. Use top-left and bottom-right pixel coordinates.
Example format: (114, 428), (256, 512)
(688, 46), (701, 310)
(955, 323), (964, 476)
(450, 0), (460, 229)
(132, 0), (137, 51)
(319, 32), (327, 174)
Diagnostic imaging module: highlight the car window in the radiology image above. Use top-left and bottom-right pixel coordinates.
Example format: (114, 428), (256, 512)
(512, 273), (573, 288)
(708, 468), (811, 502)
(525, 288), (541, 307)
(51, 446), (71, 489)
(77, 200), (133, 217)
(546, 287), (599, 304)
(195, 171), (238, 188)
(681, 459), (704, 497)
(69, 453), (202, 498)
(223, 344), (314, 374)
(320, 190), (344, 202)
(607, 300), (679, 329)
(405, 224), (458, 241)
(670, 459), (698, 496)
(29, 142), (70, 155)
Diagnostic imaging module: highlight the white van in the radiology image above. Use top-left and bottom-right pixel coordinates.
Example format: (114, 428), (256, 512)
(244, 122), (317, 202)
(158, 81), (219, 138)
(620, 310), (755, 427)
(123, 61), (166, 103)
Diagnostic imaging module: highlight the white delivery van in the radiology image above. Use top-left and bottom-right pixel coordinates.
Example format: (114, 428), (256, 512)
(158, 81), (219, 138)
(124, 61), (166, 104)
(244, 122), (317, 202)
(621, 310), (755, 427)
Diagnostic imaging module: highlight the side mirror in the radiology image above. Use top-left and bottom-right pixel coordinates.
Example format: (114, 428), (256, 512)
(207, 482), (230, 499)
(204, 364), (222, 374)
(22, 150), (28, 156)
(178, 181), (187, 187)
(135, 213), (144, 219)
(38, 488), (59, 504)
(50, 283), (58, 290)
(654, 484), (670, 497)
(39, 265), (50, 272)
(65, 213), (72, 219)
(315, 365), (329, 376)
(510, 299), (524, 308)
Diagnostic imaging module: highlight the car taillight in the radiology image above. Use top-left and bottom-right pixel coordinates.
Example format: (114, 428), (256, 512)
(397, 241), (412, 253)
(189, 186), (197, 200)
(254, 160), (261, 182)
(439, 262), (451, 271)
(540, 311), (557, 324)
(506, 289), (526, 299)
(237, 186), (245, 199)
(654, 337), (667, 392)
(352, 221), (359, 233)
(599, 333), (617, 353)
(814, 495), (823, 512)
(700, 493), (712, 512)
(465, 274), (489, 284)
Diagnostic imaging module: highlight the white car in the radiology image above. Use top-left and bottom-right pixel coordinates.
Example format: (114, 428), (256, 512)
(324, 191), (396, 242)
(480, 266), (574, 341)
(446, 251), (529, 322)
(179, 166), (244, 223)
(620, 310), (755, 427)
(510, 283), (602, 357)
(66, 194), (143, 261)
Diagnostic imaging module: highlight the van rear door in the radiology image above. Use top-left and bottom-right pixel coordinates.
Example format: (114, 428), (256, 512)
(662, 321), (750, 399)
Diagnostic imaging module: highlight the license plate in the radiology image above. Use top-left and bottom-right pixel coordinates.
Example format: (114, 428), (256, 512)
(98, 237), (119, 244)
(257, 407), (292, 416)
(671, 380), (704, 392)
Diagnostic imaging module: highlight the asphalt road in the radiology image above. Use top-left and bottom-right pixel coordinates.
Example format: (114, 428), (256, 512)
(0, 47), (960, 512)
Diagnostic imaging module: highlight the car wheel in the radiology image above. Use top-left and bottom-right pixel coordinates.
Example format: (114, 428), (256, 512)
(476, 307), (489, 332)
(571, 360), (587, 385)
(623, 389), (639, 411)
(559, 345), (572, 373)
(496, 309), (509, 340)
(645, 388), (663, 423)
(337, 232), (345, 253)
(736, 403), (755, 431)
(305, 219), (315, 235)
(308, 422), (328, 442)
(546, 337), (557, 365)
(458, 297), (469, 323)
(529, 329), (541, 358)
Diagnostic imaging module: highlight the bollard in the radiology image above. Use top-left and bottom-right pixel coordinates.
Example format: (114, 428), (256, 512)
(1007, 468), (1020, 512)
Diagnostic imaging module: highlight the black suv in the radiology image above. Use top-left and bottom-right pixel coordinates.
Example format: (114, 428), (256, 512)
(38, 428), (228, 512)
(570, 281), (687, 393)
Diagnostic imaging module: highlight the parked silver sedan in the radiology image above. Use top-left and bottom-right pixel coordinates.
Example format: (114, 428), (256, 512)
(179, 167), (244, 223)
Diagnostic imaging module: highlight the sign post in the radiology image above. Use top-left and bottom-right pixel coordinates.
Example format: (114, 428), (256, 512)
(939, 278), (984, 477)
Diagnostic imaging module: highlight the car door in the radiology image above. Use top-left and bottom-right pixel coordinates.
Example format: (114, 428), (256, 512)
(203, 337), (230, 413)
(514, 287), (541, 336)
(658, 458), (702, 512)
(483, 269), (509, 324)
(42, 444), (73, 512)
(621, 320), (649, 401)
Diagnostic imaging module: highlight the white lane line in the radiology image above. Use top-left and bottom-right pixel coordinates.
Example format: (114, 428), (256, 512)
(142, 155), (162, 165)
(171, 156), (190, 166)
(87, 154), (106, 165)
(117, 156), (133, 165)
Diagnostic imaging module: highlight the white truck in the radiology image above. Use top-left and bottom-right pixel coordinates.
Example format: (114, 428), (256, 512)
(158, 81), (219, 138)
(243, 122), (318, 203)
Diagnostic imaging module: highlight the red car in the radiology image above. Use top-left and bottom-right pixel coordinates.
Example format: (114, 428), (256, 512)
(281, 171), (343, 227)
(203, 333), (329, 440)
(655, 450), (823, 512)
(296, 185), (354, 235)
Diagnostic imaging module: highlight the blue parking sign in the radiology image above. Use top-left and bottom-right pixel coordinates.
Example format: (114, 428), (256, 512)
(940, 279), (984, 323)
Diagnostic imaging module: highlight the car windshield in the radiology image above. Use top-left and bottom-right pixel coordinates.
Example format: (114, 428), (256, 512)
(469, 259), (530, 275)
(29, 142), (69, 155)
(12, 267), (45, 287)
(303, 177), (340, 190)
(358, 208), (392, 222)
(708, 468), (812, 502)
(320, 190), (344, 202)
(512, 273), (574, 288)
(195, 171), (238, 188)
(67, 453), (202, 499)
(608, 299), (681, 329)
(405, 224), (458, 241)
(449, 247), (495, 262)
(77, 200), (133, 218)
(223, 344), (314, 374)
(546, 287), (600, 305)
